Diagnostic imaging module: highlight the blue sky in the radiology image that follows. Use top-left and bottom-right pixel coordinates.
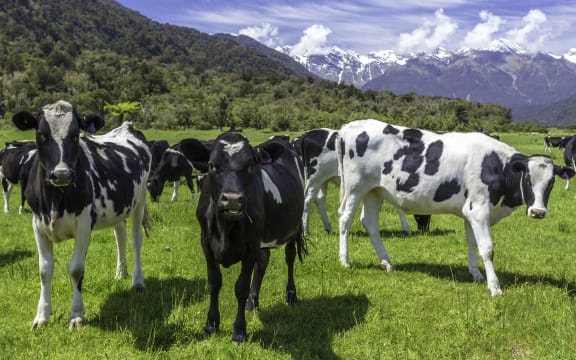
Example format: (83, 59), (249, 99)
(115, 0), (576, 56)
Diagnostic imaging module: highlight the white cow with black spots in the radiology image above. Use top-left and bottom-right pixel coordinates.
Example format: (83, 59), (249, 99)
(337, 119), (574, 296)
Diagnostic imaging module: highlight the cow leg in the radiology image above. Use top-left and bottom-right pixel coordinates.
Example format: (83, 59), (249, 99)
(2, 180), (11, 213)
(302, 181), (322, 235)
(284, 239), (298, 305)
(246, 248), (270, 311)
(114, 221), (128, 279)
(171, 180), (179, 202)
(32, 222), (53, 329)
(396, 209), (411, 235)
(184, 174), (196, 200)
(464, 220), (484, 282)
(338, 191), (363, 267)
(69, 225), (92, 328)
(130, 203), (145, 290)
(18, 178), (26, 214)
(232, 258), (255, 344)
(204, 254), (222, 336)
(465, 218), (502, 296)
(316, 182), (333, 233)
(361, 190), (393, 271)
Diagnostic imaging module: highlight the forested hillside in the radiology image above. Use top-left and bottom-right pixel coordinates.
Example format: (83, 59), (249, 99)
(0, 0), (538, 133)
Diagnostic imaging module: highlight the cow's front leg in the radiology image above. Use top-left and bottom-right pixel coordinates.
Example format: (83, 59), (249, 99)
(232, 258), (255, 344)
(246, 249), (270, 311)
(465, 218), (502, 296)
(204, 250), (222, 337)
(32, 223), (53, 329)
(68, 226), (91, 329)
(284, 240), (298, 305)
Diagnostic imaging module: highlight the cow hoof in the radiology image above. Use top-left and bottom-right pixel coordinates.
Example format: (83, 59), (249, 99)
(231, 332), (247, 344)
(204, 324), (219, 336)
(380, 261), (394, 272)
(68, 317), (84, 330)
(286, 290), (298, 306)
(339, 259), (351, 268)
(31, 319), (48, 330)
(133, 283), (145, 292)
(490, 288), (503, 297)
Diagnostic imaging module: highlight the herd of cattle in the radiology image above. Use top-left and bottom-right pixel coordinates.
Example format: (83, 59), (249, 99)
(2, 100), (576, 343)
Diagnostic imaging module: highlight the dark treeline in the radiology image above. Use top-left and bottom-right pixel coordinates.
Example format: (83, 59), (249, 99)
(0, 0), (545, 133)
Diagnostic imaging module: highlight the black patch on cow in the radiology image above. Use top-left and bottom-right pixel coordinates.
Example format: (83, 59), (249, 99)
(382, 160), (393, 175)
(355, 132), (369, 157)
(396, 173), (419, 192)
(399, 130), (425, 174)
(393, 148), (404, 160)
(403, 129), (423, 143)
(326, 131), (338, 151)
(480, 151), (505, 205)
(383, 125), (400, 135)
(424, 140), (443, 175)
(307, 159), (318, 177)
(464, 190), (468, 198)
(349, 149), (354, 159)
(433, 179), (461, 202)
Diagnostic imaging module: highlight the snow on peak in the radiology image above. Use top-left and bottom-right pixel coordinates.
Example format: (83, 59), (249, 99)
(563, 48), (576, 64)
(485, 39), (525, 54)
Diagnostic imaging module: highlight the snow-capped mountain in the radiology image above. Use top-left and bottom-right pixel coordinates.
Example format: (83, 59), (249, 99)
(277, 39), (576, 123)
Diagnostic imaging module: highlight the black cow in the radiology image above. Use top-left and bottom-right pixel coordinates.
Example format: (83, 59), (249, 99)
(194, 133), (306, 343)
(562, 135), (576, 190)
(12, 100), (151, 329)
(0, 140), (36, 213)
(293, 127), (431, 235)
(544, 136), (569, 152)
(147, 138), (208, 202)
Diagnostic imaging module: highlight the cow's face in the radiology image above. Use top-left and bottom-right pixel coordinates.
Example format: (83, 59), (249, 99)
(512, 155), (575, 218)
(207, 133), (257, 220)
(146, 177), (163, 202)
(146, 150), (180, 202)
(12, 100), (104, 187)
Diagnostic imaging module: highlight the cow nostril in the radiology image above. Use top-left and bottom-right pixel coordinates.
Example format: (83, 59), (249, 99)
(529, 209), (547, 219)
(219, 193), (243, 213)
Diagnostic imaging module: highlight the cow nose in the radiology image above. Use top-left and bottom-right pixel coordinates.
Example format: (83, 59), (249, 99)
(528, 208), (547, 219)
(219, 192), (244, 215)
(48, 167), (73, 186)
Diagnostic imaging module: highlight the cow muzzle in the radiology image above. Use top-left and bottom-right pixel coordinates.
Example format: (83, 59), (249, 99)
(527, 207), (547, 219)
(48, 167), (74, 187)
(218, 192), (244, 218)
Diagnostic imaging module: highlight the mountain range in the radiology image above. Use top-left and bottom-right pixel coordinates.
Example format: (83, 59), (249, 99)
(276, 40), (576, 125)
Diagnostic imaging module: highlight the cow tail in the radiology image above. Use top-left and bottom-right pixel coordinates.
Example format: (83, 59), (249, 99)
(296, 226), (308, 262)
(142, 203), (152, 238)
(335, 133), (345, 204)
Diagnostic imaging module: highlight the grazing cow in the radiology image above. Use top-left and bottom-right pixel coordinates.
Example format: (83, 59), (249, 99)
(0, 140), (37, 213)
(12, 100), (151, 328)
(195, 133), (306, 343)
(147, 138), (208, 202)
(293, 128), (431, 235)
(562, 136), (576, 190)
(337, 119), (574, 296)
(544, 136), (569, 152)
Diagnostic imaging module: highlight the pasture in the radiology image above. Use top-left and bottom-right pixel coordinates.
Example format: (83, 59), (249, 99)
(0, 128), (575, 359)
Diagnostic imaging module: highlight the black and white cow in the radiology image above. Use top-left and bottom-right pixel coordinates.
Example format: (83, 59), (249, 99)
(12, 100), (152, 328)
(293, 128), (430, 235)
(562, 135), (576, 190)
(147, 138), (208, 202)
(0, 140), (37, 213)
(544, 136), (569, 152)
(337, 119), (574, 296)
(195, 133), (306, 343)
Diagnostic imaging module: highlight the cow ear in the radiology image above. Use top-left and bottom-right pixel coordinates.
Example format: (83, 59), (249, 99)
(555, 165), (576, 180)
(81, 115), (105, 133)
(256, 141), (286, 165)
(12, 111), (38, 130)
(178, 138), (211, 163)
(511, 160), (527, 173)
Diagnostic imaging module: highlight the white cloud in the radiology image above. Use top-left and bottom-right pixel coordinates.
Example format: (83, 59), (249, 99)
(397, 9), (458, 53)
(462, 11), (502, 49)
(507, 9), (549, 53)
(239, 23), (281, 47)
(289, 24), (333, 56)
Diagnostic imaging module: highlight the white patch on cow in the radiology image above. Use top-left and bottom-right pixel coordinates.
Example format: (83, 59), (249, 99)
(43, 101), (75, 172)
(219, 140), (245, 157)
(261, 169), (282, 204)
(525, 157), (554, 217)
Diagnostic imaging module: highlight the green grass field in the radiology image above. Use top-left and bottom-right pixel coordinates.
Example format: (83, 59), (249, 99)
(0, 128), (575, 359)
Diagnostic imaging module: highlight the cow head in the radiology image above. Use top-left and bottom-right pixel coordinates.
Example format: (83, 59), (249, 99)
(12, 100), (104, 187)
(198, 133), (286, 220)
(511, 155), (575, 219)
(146, 149), (180, 202)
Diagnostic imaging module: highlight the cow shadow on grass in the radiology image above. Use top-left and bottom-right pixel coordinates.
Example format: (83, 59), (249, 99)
(93, 276), (206, 351)
(348, 228), (456, 238)
(252, 294), (369, 359)
(396, 262), (576, 297)
(0, 249), (34, 268)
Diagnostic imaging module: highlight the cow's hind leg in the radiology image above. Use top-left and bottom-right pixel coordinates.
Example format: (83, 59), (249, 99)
(114, 221), (128, 279)
(2, 180), (12, 213)
(338, 191), (363, 267)
(361, 189), (393, 271)
(315, 182), (333, 234)
(284, 239), (299, 305)
(130, 203), (145, 290)
(246, 248), (270, 311)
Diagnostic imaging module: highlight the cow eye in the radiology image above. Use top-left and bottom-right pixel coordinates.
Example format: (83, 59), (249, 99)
(208, 163), (217, 173)
(37, 132), (47, 143)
